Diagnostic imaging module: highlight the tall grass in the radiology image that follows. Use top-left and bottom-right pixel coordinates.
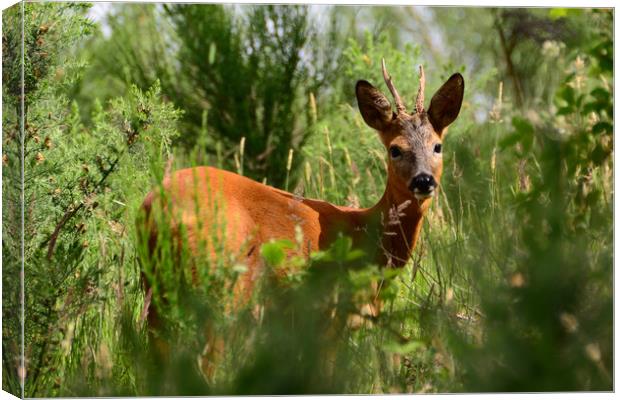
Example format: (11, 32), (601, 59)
(4, 4), (612, 396)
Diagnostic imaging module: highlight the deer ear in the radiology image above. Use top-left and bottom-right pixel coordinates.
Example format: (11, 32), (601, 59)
(427, 73), (464, 135)
(356, 80), (393, 131)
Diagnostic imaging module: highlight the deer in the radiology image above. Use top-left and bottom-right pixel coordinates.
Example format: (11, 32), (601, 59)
(138, 59), (464, 381)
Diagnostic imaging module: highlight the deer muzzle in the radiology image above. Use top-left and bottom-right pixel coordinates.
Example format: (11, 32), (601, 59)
(409, 173), (436, 199)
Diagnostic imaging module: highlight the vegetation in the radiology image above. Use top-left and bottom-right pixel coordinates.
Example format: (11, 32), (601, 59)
(2, 3), (613, 396)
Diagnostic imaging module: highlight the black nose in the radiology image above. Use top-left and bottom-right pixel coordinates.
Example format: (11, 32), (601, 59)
(409, 174), (436, 193)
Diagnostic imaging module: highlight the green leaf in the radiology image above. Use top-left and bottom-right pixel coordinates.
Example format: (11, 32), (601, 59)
(557, 85), (575, 106)
(582, 102), (600, 115)
(512, 117), (534, 136)
(590, 87), (610, 103)
(557, 106), (574, 116)
(208, 42), (217, 65)
(330, 236), (353, 261)
(348, 266), (381, 287)
(549, 8), (582, 19)
(499, 132), (521, 150)
(346, 249), (366, 262)
(383, 340), (425, 354)
(591, 143), (610, 165)
(260, 240), (294, 268)
(382, 267), (402, 280)
(592, 122), (612, 135)
(548, 8), (568, 19)
(309, 250), (328, 262)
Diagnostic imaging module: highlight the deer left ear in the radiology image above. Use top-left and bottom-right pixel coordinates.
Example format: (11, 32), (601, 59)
(427, 73), (464, 136)
(356, 80), (393, 132)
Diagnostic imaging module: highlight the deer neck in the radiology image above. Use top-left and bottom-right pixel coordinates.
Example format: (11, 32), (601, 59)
(360, 175), (430, 267)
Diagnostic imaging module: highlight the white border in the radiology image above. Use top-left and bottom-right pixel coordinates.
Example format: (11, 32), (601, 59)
(0, 1), (615, 400)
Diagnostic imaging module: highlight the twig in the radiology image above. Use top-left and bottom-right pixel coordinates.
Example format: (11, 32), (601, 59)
(43, 156), (121, 260)
(139, 287), (153, 327)
(495, 13), (524, 108)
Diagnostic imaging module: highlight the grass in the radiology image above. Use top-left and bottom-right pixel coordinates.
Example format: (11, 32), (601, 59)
(3, 6), (612, 391)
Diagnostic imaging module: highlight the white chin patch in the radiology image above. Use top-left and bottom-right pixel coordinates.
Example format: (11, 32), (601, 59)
(414, 191), (434, 201)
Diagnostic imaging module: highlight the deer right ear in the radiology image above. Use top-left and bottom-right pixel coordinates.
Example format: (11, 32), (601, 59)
(427, 73), (464, 135)
(356, 80), (393, 131)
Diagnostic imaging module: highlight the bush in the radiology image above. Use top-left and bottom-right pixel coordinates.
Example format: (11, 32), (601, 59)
(2, 4), (612, 396)
(3, 3), (180, 396)
(75, 4), (344, 187)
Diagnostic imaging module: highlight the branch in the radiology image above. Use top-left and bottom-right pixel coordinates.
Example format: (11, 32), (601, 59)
(495, 14), (524, 109)
(42, 156), (121, 260)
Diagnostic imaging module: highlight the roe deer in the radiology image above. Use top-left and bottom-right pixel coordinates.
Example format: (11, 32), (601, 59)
(139, 59), (464, 380)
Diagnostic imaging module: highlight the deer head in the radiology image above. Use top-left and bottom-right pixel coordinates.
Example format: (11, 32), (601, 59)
(356, 60), (464, 201)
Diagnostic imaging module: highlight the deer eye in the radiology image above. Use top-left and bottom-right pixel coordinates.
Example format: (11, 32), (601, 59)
(433, 143), (442, 154)
(389, 146), (402, 159)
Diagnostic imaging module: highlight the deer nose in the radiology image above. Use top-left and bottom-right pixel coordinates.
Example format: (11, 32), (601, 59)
(409, 174), (436, 194)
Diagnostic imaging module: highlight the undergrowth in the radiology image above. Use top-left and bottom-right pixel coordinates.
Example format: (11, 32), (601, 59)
(2, 4), (612, 396)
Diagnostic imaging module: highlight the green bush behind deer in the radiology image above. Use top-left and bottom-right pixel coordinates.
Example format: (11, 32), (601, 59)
(2, 4), (612, 396)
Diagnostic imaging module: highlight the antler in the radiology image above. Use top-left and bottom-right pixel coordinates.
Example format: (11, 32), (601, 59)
(381, 58), (406, 114)
(415, 65), (425, 114)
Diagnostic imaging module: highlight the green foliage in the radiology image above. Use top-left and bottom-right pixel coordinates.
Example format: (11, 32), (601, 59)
(3, 4), (181, 396)
(21, 85), (178, 398)
(167, 4), (312, 184)
(2, 4), (613, 396)
(260, 240), (294, 268)
(75, 4), (344, 188)
(3, 3), (93, 395)
(443, 10), (613, 391)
